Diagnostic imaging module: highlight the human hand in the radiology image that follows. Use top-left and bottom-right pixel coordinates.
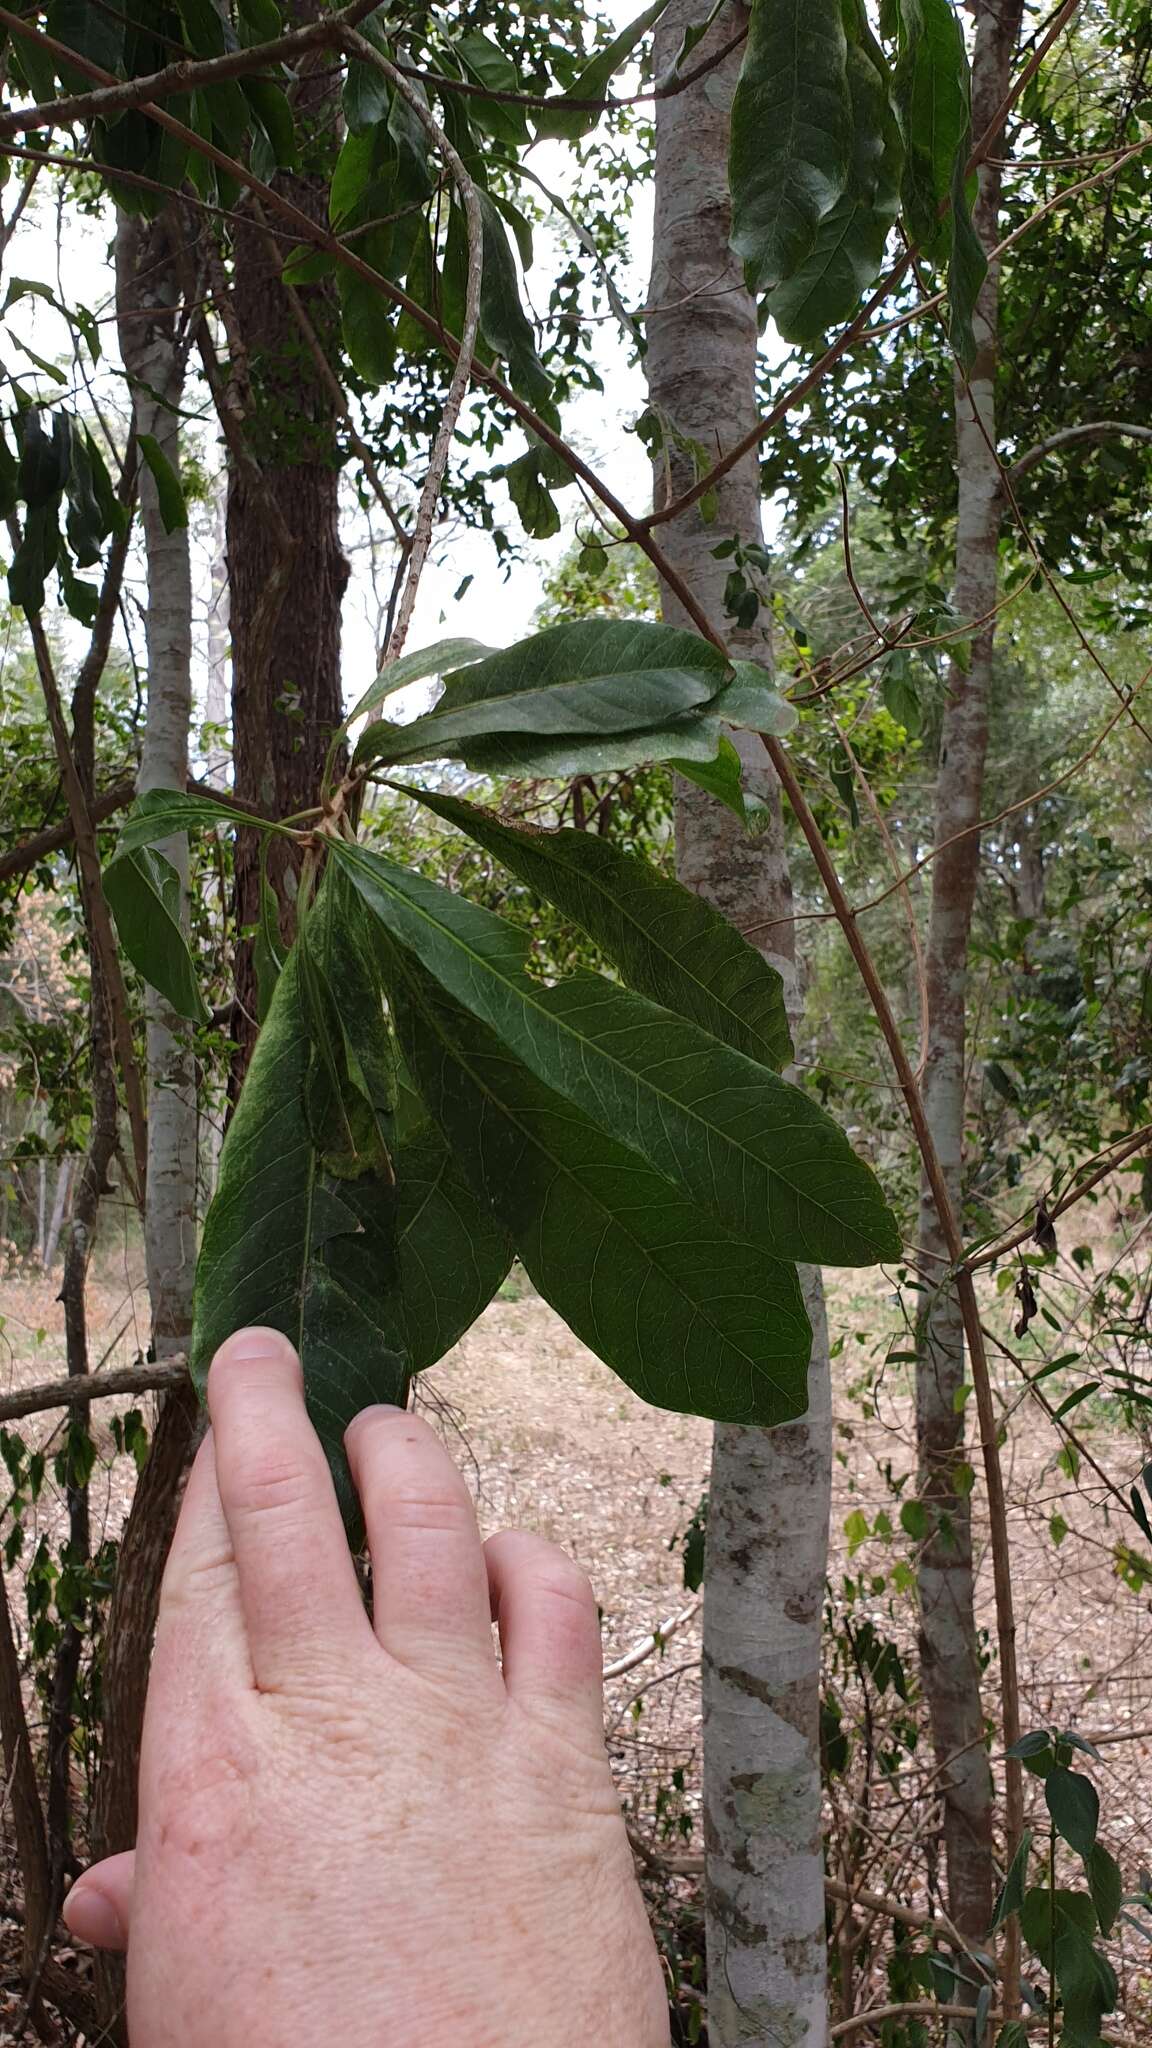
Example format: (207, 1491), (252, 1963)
(64, 1328), (669, 2047)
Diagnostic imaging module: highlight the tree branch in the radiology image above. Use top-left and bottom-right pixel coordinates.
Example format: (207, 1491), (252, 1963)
(1008, 419), (1152, 483)
(0, 1360), (187, 1425)
(0, 777), (136, 884)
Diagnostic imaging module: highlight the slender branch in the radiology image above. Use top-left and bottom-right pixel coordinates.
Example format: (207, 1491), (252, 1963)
(0, 776), (136, 883)
(602, 1598), (700, 1680)
(0, 4), (743, 139)
(338, 29), (483, 663)
(1008, 418), (1152, 483)
(16, 530), (149, 1211)
(0, 0), (383, 137)
(964, 1123), (1152, 1274)
(0, 1361), (187, 1425)
(969, 0), (1082, 168)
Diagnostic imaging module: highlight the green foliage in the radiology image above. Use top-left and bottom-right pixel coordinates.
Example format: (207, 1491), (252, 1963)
(729, 0), (854, 294)
(397, 786), (794, 1069)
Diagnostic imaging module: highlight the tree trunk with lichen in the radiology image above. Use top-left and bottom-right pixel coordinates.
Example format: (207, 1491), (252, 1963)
(647, 5), (831, 2040)
(913, 0), (1025, 1943)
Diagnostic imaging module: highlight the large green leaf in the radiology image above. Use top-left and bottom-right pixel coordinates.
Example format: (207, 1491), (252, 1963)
(1045, 1768), (1099, 1859)
(476, 193), (551, 410)
(104, 846), (209, 1025)
(437, 618), (729, 710)
(331, 842), (901, 1267)
(190, 941), (406, 1531)
(767, 24), (902, 345)
(346, 637), (496, 725)
(534, 0), (675, 143)
(401, 786), (793, 1070)
(457, 712), (728, 779)
(357, 665), (721, 768)
(355, 618), (732, 768)
(729, 0), (853, 293)
(391, 1114), (514, 1369)
(948, 133), (987, 371)
(391, 960), (813, 1425)
(191, 875), (511, 1526)
(112, 786), (291, 855)
(893, 0), (969, 248)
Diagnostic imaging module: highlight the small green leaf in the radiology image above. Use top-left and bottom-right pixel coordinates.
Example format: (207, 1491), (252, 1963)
(1086, 1842), (1122, 1937)
(8, 501), (60, 615)
(714, 662), (798, 735)
(113, 787), (290, 856)
(104, 847), (209, 1025)
(673, 735), (751, 824)
(138, 432), (188, 532)
(992, 1829), (1033, 1931)
(18, 409), (71, 508)
(1019, 1886), (1095, 1954)
(900, 1497), (929, 1541)
(1045, 1768), (1099, 1859)
(534, 0), (674, 143)
(893, 0), (969, 248)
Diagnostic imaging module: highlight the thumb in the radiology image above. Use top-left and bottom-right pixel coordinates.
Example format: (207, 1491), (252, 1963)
(63, 1849), (135, 1950)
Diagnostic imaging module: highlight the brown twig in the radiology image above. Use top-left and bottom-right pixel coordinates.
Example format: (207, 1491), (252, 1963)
(0, 1361), (188, 1425)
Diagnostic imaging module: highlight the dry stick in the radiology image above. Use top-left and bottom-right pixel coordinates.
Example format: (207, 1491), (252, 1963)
(18, 558), (149, 1212)
(0, 1362), (187, 1426)
(761, 731), (1025, 1960)
(602, 1598), (700, 1680)
(338, 29), (484, 664)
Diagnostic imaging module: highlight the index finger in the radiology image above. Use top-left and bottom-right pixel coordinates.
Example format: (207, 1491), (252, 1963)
(207, 1328), (374, 1691)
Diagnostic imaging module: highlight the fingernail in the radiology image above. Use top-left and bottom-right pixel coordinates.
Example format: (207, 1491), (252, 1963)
(215, 1327), (298, 1366)
(345, 1403), (404, 1438)
(63, 1884), (127, 1950)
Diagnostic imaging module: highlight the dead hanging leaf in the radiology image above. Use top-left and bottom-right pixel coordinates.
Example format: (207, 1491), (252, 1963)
(1014, 1267), (1039, 1339)
(1033, 1202), (1058, 1256)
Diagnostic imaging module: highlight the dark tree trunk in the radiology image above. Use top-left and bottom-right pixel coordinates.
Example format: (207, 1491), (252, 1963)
(226, 7), (349, 1083)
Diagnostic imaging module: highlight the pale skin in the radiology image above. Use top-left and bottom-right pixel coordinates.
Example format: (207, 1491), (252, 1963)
(63, 1326), (670, 2047)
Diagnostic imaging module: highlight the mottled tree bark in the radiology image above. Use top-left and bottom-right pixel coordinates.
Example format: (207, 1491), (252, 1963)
(226, 2), (348, 1084)
(914, 0), (1025, 1941)
(90, 207), (205, 2044)
(647, 6), (831, 2040)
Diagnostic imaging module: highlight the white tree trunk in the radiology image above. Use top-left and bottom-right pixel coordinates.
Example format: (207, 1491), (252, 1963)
(116, 212), (198, 1356)
(647, 8), (831, 2040)
(914, 0), (1024, 1939)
